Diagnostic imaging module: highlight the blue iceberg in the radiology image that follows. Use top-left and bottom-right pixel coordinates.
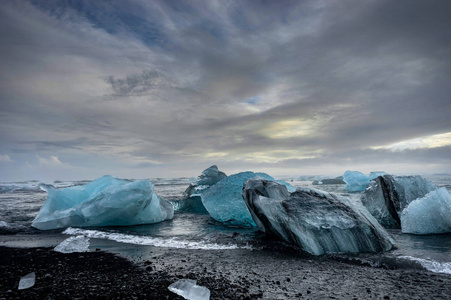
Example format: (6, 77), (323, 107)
(32, 175), (174, 230)
(361, 175), (437, 228)
(175, 165), (227, 213)
(401, 188), (451, 235)
(243, 179), (395, 255)
(343, 171), (371, 192)
(201, 171), (275, 227)
(369, 171), (388, 180)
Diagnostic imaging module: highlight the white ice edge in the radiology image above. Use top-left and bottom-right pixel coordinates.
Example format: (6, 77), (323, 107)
(63, 227), (253, 250)
(398, 255), (451, 274)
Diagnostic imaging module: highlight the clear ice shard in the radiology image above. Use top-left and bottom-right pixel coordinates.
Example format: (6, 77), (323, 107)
(32, 175), (174, 230)
(360, 175), (437, 228)
(401, 188), (451, 235)
(176, 166), (227, 213)
(243, 179), (395, 255)
(343, 171), (371, 192)
(201, 171), (275, 227)
(18, 272), (35, 290)
(168, 279), (210, 300)
(54, 235), (90, 253)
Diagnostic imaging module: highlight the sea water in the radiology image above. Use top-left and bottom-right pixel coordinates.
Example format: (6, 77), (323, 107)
(0, 176), (450, 274)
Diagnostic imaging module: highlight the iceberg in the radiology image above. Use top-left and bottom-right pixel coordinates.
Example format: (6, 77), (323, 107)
(201, 171), (274, 227)
(242, 179), (395, 255)
(32, 175), (174, 230)
(401, 188), (451, 235)
(18, 272), (35, 290)
(54, 235), (90, 253)
(176, 166), (227, 213)
(168, 279), (210, 300)
(360, 175), (437, 228)
(369, 171), (388, 180)
(343, 171), (370, 192)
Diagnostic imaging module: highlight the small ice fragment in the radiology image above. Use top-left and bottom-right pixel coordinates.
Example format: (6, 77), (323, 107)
(0, 221), (8, 227)
(168, 279), (210, 300)
(18, 272), (35, 290)
(54, 235), (90, 253)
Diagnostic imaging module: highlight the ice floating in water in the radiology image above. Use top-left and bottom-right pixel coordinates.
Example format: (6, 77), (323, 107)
(32, 175), (174, 230)
(18, 272), (35, 290)
(168, 279), (210, 300)
(177, 166), (227, 213)
(62, 227), (251, 250)
(401, 188), (451, 235)
(312, 178), (345, 185)
(343, 171), (371, 192)
(0, 221), (8, 227)
(201, 171), (275, 227)
(243, 179), (395, 255)
(54, 235), (90, 253)
(361, 175), (437, 228)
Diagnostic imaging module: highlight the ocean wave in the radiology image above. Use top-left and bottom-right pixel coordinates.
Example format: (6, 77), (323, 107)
(399, 256), (451, 274)
(63, 227), (253, 250)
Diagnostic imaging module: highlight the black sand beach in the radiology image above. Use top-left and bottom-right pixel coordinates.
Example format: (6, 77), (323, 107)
(1, 245), (450, 300)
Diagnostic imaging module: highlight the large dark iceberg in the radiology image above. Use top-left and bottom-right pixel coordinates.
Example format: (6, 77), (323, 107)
(360, 175), (437, 228)
(242, 179), (395, 255)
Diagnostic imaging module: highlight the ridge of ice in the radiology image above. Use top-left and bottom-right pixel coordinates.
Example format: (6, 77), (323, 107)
(32, 175), (174, 230)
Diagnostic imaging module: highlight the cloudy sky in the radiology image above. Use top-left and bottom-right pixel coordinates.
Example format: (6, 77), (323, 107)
(1, 0), (450, 181)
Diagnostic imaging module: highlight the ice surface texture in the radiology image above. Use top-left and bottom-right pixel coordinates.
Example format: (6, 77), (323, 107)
(177, 166), (227, 213)
(401, 188), (451, 235)
(54, 235), (90, 253)
(18, 272), (35, 290)
(32, 175), (174, 230)
(201, 172), (275, 227)
(343, 171), (371, 192)
(243, 179), (395, 255)
(168, 279), (210, 300)
(361, 175), (437, 228)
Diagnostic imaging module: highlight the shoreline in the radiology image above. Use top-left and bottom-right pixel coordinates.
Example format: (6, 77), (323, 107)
(1, 245), (450, 299)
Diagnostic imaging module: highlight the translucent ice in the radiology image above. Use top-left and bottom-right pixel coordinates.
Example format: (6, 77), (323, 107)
(177, 166), (227, 213)
(54, 235), (90, 253)
(18, 272), (35, 290)
(369, 171), (388, 180)
(201, 171), (274, 227)
(243, 179), (395, 255)
(401, 188), (451, 235)
(168, 279), (210, 300)
(361, 175), (437, 228)
(32, 175), (174, 230)
(343, 171), (370, 192)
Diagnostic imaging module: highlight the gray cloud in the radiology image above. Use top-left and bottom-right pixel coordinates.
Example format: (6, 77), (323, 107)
(0, 0), (450, 181)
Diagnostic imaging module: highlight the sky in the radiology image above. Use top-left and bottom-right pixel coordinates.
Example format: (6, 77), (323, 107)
(1, 0), (450, 182)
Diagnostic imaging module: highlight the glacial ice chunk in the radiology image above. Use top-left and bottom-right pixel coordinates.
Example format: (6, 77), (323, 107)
(243, 179), (395, 255)
(201, 172), (274, 227)
(343, 171), (370, 192)
(18, 272), (35, 290)
(361, 175), (437, 228)
(168, 279), (210, 300)
(177, 166), (227, 213)
(32, 175), (174, 230)
(401, 188), (451, 235)
(369, 171), (388, 180)
(54, 235), (90, 253)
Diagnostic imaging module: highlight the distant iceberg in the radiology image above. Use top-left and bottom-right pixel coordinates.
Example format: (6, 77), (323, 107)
(361, 175), (437, 228)
(401, 188), (451, 235)
(343, 171), (371, 192)
(243, 179), (395, 255)
(32, 175), (174, 230)
(175, 165), (227, 213)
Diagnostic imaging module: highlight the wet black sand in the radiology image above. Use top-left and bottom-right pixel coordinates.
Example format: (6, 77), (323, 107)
(0, 245), (450, 299)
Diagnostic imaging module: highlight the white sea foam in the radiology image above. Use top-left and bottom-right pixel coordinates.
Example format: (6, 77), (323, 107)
(399, 256), (451, 274)
(63, 227), (252, 250)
